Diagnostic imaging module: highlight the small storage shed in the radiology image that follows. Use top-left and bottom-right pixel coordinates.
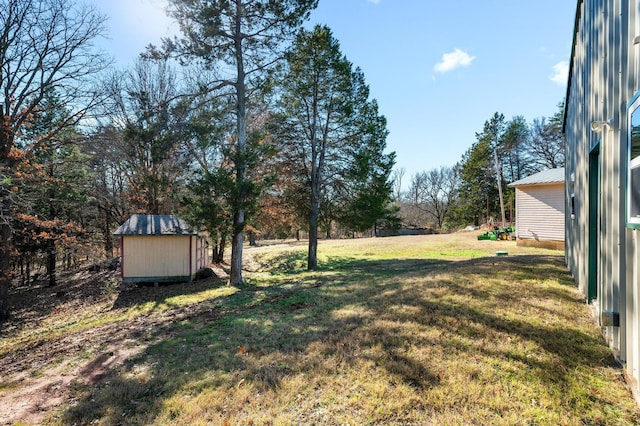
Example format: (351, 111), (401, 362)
(114, 214), (208, 283)
(508, 168), (565, 250)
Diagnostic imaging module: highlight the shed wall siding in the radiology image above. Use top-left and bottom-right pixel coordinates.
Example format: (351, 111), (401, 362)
(190, 236), (208, 274)
(565, 0), (640, 398)
(122, 236), (190, 279)
(515, 184), (565, 242)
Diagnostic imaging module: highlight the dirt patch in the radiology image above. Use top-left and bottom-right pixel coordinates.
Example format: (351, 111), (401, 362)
(0, 266), (226, 425)
(0, 334), (148, 425)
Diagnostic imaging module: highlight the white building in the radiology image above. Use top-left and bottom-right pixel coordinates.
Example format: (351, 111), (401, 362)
(508, 168), (565, 250)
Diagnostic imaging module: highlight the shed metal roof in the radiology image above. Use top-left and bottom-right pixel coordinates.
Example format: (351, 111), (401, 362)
(113, 214), (197, 236)
(508, 167), (565, 187)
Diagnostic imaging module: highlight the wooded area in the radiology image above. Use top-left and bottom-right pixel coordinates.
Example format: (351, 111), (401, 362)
(0, 0), (564, 321)
(399, 108), (565, 231)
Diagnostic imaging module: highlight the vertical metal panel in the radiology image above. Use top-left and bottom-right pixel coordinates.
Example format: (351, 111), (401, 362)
(629, 229), (639, 384)
(565, 0), (640, 396)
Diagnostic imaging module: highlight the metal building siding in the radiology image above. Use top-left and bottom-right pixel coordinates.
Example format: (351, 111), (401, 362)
(515, 184), (565, 241)
(565, 0), (640, 398)
(122, 236), (191, 279)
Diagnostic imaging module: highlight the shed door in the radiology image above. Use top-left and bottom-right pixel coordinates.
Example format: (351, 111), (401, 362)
(588, 142), (600, 303)
(123, 236), (190, 278)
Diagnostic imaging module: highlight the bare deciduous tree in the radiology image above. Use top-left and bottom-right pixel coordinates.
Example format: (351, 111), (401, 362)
(390, 167), (405, 202)
(102, 58), (192, 215)
(527, 116), (565, 171)
(0, 0), (109, 319)
(409, 166), (459, 230)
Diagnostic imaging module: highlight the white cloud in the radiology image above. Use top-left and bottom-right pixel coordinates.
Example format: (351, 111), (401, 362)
(550, 61), (569, 86)
(433, 48), (476, 74)
(368, 0), (381, 3)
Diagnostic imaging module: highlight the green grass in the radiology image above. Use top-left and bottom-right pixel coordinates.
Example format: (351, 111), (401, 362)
(6, 233), (640, 425)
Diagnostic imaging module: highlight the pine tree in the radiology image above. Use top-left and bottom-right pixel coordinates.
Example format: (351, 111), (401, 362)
(269, 25), (394, 269)
(158, 0), (318, 285)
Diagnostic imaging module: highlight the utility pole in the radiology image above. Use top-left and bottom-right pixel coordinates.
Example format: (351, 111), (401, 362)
(493, 149), (507, 227)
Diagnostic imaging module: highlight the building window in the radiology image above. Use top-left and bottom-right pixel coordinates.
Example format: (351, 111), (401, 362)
(570, 172), (576, 219)
(628, 92), (640, 227)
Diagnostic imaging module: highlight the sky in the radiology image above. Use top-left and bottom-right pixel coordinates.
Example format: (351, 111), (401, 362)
(86, 0), (576, 182)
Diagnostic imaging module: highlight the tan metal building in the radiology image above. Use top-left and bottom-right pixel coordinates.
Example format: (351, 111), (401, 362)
(508, 168), (565, 250)
(564, 0), (640, 399)
(114, 215), (208, 283)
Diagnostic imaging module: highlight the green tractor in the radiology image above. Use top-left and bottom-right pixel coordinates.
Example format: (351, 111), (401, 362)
(477, 226), (515, 241)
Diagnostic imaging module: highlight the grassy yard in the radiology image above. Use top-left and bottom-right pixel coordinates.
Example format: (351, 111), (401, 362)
(2, 232), (639, 425)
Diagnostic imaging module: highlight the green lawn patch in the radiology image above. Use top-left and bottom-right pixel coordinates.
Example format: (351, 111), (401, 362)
(6, 233), (639, 425)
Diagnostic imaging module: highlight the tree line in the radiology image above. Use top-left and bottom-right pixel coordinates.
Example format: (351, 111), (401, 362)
(0, 0), (398, 320)
(395, 108), (565, 231)
(0, 0), (563, 321)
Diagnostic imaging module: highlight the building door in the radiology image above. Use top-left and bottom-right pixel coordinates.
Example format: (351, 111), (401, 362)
(588, 141), (600, 303)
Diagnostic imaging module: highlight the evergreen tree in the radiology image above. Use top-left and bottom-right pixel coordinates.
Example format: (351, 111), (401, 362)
(501, 116), (530, 182)
(13, 91), (92, 286)
(269, 25), (394, 269)
(159, 0), (318, 285)
(337, 100), (396, 234)
(454, 112), (505, 226)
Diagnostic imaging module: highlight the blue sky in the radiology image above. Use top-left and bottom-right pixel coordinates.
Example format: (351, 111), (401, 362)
(89, 0), (576, 181)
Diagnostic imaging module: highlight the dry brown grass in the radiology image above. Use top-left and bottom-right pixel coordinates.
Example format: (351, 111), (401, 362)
(3, 232), (639, 425)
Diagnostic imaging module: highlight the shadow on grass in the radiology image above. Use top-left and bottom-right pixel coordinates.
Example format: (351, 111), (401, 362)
(1, 269), (118, 337)
(249, 250), (308, 274)
(110, 277), (229, 311)
(56, 253), (627, 424)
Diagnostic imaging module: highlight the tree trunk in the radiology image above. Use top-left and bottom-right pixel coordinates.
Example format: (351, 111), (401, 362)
(104, 209), (113, 258)
(229, 3), (246, 287)
(213, 234), (226, 264)
(229, 103), (246, 287)
(1, 110), (12, 320)
(308, 196), (319, 270)
(486, 197), (490, 224)
(47, 168), (56, 287)
(47, 239), (56, 287)
(230, 211), (244, 285)
(213, 241), (222, 263)
(0, 187), (12, 320)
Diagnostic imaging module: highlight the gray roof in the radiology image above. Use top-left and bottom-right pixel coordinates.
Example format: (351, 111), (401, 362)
(508, 167), (565, 187)
(113, 214), (197, 236)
